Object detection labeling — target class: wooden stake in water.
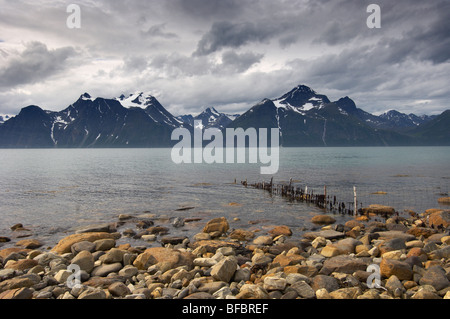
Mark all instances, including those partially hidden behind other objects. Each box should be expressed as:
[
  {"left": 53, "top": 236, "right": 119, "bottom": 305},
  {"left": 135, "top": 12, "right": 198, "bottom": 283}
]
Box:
[{"left": 353, "top": 186, "right": 357, "bottom": 214}]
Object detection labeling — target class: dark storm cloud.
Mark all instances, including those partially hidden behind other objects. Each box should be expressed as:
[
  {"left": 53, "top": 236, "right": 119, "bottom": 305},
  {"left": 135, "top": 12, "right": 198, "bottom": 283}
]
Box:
[
  {"left": 1, "top": 0, "right": 449, "bottom": 116},
  {"left": 0, "top": 42, "right": 76, "bottom": 88},
  {"left": 194, "top": 21, "right": 274, "bottom": 56}
]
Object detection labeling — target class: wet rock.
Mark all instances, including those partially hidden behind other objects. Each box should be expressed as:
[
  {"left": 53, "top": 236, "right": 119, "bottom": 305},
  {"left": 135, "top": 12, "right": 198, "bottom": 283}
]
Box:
[
  {"left": 76, "top": 223, "right": 116, "bottom": 234},
  {"left": 253, "top": 236, "right": 273, "bottom": 246},
  {"left": 437, "top": 197, "right": 450, "bottom": 204},
  {"left": 52, "top": 232, "right": 115, "bottom": 255},
  {"left": 311, "top": 215, "right": 336, "bottom": 225},
  {"left": 0, "top": 236, "right": 11, "bottom": 243},
  {"left": 229, "top": 229, "right": 255, "bottom": 241},
  {"left": 268, "top": 225, "right": 292, "bottom": 236},
  {"left": 15, "top": 239, "right": 43, "bottom": 249},
  {"left": 361, "top": 205, "right": 395, "bottom": 216},
  {"left": 133, "top": 247, "right": 194, "bottom": 271},
  {"left": 303, "top": 230, "right": 345, "bottom": 241},
  {"left": 203, "top": 217, "right": 229, "bottom": 234},
  {"left": 172, "top": 217, "right": 185, "bottom": 228},
  {"left": 160, "top": 236, "right": 187, "bottom": 246}
]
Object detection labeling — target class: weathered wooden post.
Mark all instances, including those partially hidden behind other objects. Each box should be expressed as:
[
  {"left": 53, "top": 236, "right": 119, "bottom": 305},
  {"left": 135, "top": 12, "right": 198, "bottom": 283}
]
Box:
[{"left": 353, "top": 186, "right": 357, "bottom": 215}]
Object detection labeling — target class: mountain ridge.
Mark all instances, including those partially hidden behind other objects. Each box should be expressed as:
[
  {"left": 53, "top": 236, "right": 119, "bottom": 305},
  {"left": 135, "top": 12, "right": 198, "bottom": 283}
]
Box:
[{"left": 0, "top": 85, "right": 448, "bottom": 148}]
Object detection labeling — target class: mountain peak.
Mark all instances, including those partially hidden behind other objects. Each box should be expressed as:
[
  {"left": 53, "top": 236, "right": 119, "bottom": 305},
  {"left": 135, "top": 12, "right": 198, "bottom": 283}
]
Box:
[
  {"left": 116, "top": 92, "right": 157, "bottom": 109},
  {"left": 335, "top": 96, "right": 357, "bottom": 114},
  {"left": 80, "top": 93, "right": 93, "bottom": 101}
]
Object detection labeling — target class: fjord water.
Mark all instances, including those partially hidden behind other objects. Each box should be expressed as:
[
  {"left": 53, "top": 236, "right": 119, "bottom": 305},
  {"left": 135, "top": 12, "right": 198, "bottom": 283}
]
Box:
[{"left": 0, "top": 147, "right": 449, "bottom": 247}]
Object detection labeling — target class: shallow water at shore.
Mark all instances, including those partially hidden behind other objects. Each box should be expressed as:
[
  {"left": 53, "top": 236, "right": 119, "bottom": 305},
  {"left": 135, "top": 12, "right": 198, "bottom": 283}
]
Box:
[{"left": 0, "top": 147, "right": 449, "bottom": 248}]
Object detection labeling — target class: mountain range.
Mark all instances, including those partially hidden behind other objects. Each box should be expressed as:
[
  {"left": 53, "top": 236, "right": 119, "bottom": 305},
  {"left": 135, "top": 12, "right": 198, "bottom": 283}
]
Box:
[{"left": 0, "top": 85, "right": 448, "bottom": 148}]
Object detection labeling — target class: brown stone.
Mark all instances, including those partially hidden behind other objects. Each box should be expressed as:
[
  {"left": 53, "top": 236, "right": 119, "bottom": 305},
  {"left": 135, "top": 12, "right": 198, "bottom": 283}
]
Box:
[
  {"left": 407, "top": 247, "right": 427, "bottom": 262},
  {"left": 4, "top": 259, "right": 38, "bottom": 271},
  {"left": 380, "top": 258, "right": 413, "bottom": 280},
  {"left": 0, "top": 248, "right": 31, "bottom": 260},
  {"left": 133, "top": 247, "right": 194, "bottom": 271},
  {"left": 361, "top": 204, "right": 395, "bottom": 216},
  {"left": 320, "top": 255, "right": 367, "bottom": 275},
  {"left": 190, "top": 240, "right": 241, "bottom": 253},
  {"left": 406, "top": 227, "right": 437, "bottom": 238},
  {"left": 203, "top": 217, "right": 229, "bottom": 234},
  {"left": 268, "top": 225, "right": 292, "bottom": 237},
  {"left": 311, "top": 215, "right": 336, "bottom": 225},
  {"left": 52, "top": 232, "right": 115, "bottom": 255},
  {"left": 272, "top": 254, "right": 305, "bottom": 267},
  {"left": 229, "top": 229, "right": 255, "bottom": 241},
  {"left": 427, "top": 210, "right": 450, "bottom": 228},
  {"left": 437, "top": 197, "right": 450, "bottom": 204},
  {"left": 345, "top": 220, "right": 364, "bottom": 229},
  {"left": 0, "top": 287, "right": 33, "bottom": 299},
  {"left": 15, "top": 239, "right": 43, "bottom": 249}
]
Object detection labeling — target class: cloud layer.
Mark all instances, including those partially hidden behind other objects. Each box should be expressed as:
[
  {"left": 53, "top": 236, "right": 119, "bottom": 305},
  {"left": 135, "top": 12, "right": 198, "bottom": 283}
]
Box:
[{"left": 0, "top": 0, "right": 449, "bottom": 116}]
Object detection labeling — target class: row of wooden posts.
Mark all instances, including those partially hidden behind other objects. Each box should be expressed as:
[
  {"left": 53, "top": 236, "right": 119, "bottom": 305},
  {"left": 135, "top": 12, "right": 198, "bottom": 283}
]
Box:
[{"left": 238, "top": 177, "right": 361, "bottom": 215}]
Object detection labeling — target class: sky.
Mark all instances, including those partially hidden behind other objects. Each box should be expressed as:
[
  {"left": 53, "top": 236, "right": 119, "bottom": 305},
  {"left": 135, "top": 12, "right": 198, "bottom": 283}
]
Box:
[{"left": 0, "top": 0, "right": 449, "bottom": 117}]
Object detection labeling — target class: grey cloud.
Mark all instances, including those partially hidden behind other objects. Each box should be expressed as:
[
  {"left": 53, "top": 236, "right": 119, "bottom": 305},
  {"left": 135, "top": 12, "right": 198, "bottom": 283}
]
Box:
[
  {"left": 122, "top": 55, "right": 149, "bottom": 73},
  {"left": 141, "top": 23, "right": 179, "bottom": 39},
  {"left": 194, "top": 21, "right": 277, "bottom": 56},
  {"left": 149, "top": 50, "right": 263, "bottom": 77},
  {"left": 0, "top": 42, "right": 76, "bottom": 88},
  {"left": 217, "top": 51, "right": 264, "bottom": 73}
]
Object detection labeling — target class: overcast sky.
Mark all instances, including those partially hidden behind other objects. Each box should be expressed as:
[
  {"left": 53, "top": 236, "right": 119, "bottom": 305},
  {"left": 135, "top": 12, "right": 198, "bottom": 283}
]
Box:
[{"left": 0, "top": 0, "right": 449, "bottom": 117}]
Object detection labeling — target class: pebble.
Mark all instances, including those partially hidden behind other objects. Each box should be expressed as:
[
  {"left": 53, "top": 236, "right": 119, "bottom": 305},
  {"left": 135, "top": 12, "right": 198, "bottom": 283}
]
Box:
[{"left": 0, "top": 212, "right": 448, "bottom": 300}]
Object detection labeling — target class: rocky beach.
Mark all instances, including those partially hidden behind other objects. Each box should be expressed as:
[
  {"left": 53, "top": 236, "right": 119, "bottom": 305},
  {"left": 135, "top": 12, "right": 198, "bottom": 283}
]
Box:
[{"left": 0, "top": 202, "right": 449, "bottom": 300}]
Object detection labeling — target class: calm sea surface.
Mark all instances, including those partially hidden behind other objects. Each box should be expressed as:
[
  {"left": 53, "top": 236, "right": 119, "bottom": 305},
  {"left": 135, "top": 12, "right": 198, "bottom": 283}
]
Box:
[{"left": 0, "top": 147, "right": 449, "bottom": 248}]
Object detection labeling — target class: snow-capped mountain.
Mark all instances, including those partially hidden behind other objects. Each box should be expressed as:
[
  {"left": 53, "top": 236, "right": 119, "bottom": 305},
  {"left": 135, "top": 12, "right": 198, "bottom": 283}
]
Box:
[
  {"left": 378, "top": 110, "right": 436, "bottom": 130},
  {"left": 116, "top": 92, "right": 184, "bottom": 128},
  {"left": 0, "top": 93, "right": 183, "bottom": 148},
  {"left": 0, "top": 114, "right": 12, "bottom": 124},
  {"left": 177, "top": 107, "right": 240, "bottom": 130},
  {"left": 0, "top": 85, "right": 447, "bottom": 148},
  {"left": 228, "top": 84, "right": 443, "bottom": 146},
  {"left": 272, "top": 85, "right": 330, "bottom": 113}
]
